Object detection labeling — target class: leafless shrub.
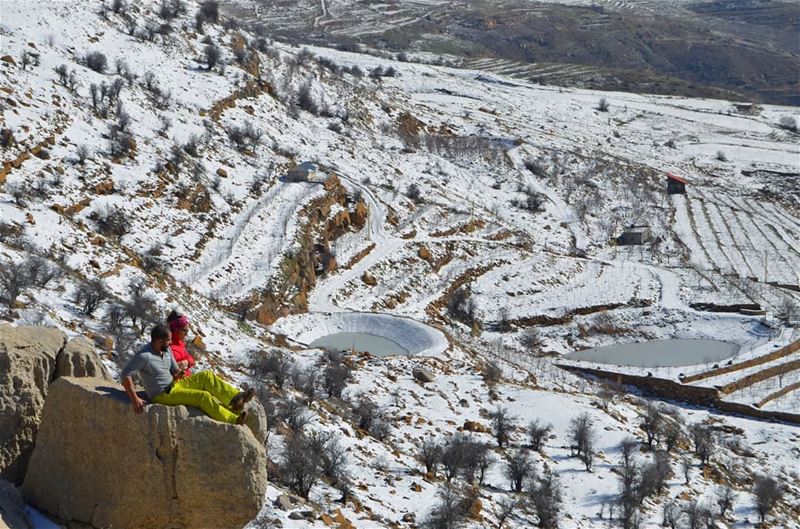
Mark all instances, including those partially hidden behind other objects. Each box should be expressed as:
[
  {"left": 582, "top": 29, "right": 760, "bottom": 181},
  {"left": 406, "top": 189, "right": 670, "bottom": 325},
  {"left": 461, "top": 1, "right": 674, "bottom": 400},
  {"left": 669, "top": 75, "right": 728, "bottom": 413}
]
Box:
[
  {"left": 350, "top": 397, "right": 391, "bottom": 440},
  {"left": 296, "top": 80, "right": 319, "bottom": 115},
  {"left": 482, "top": 361, "right": 502, "bottom": 384},
  {"left": 421, "top": 483, "right": 472, "bottom": 529},
  {"left": 569, "top": 412, "right": 597, "bottom": 471},
  {"left": 440, "top": 433, "right": 473, "bottom": 482},
  {"left": 690, "top": 423, "right": 715, "bottom": 466},
  {"left": 528, "top": 419, "right": 552, "bottom": 452},
  {"left": 322, "top": 356, "right": 351, "bottom": 398},
  {"left": 419, "top": 438, "right": 443, "bottom": 474},
  {"left": 716, "top": 150, "right": 727, "bottom": 162},
  {"left": 293, "top": 365, "right": 319, "bottom": 403},
  {"left": 597, "top": 97, "right": 609, "bottom": 112},
  {"left": 203, "top": 43, "right": 221, "bottom": 70},
  {"left": 279, "top": 432, "right": 322, "bottom": 499},
  {"left": 227, "top": 120, "right": 262, "bottom": 151},
  {"left": 461, "top": 441, "right": 492, "bottom": 485},
  {"left": 23, "top": 256, "right": 63, "bottom": 288},
  {"left": 682, "top": 500, "right": 716, "bottom": 529},
  {"left": 85, "top": 51, "right": 108, "bottom": 73},
  {"left": 279, "top": 398, "right": 311, "bottom": 432},
  {"left": 199, "top": 1, "right": 219, "bottom": 23},
  {"left": 250, "top": 349, "right": 294, "bottom": 389},
  {"left": 504, "top": 449, "right": 534, "bottom": 492},
  {"left": 753, "top": 475, "right": 782, "bottom": 523},
  {"left": 0, "top": 260, "right": 34, "bottom": 308},
  {"left": 715, "top": 485, "right": 735, "bottom": 517},
  {"left": 73, "top": 278, "right": 109, "bottom": 315},
  {"left": 93, "top": 205, "right": 130, "bottom": 240},
  {"left": 528, "top": 469, "right": 562, "bottom": 529},
  {"left": 489, "top": 407, "right": 516, "bottom": 448},
  {"left": 640, "top": 402, "right": 664, "bottom": 448},
  {"left": 76, "top": 144, "right": 91, "bottom": 164},
  {"left": 123, "top": 279, "right": 157, "bottom": 328}
]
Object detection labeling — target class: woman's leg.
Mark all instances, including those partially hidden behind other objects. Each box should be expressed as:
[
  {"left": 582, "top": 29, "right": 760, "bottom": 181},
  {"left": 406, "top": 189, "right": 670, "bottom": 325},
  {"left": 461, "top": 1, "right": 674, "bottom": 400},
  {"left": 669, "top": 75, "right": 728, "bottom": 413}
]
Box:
[
  {"left": 152, "top": 386, "right": 239, "bottom": 424},
  {"left": 177, "top": 370, "right": 240, "bottom": 406}
]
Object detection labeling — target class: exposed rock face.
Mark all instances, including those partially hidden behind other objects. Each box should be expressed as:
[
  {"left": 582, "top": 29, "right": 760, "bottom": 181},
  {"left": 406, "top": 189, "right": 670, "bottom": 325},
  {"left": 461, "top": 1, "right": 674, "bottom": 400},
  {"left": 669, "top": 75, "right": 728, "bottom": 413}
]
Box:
[
  {"left": 0, "top": 324, "right": 107, "bottom": 485},
  {"left": 23, "top": 377, "right": 267, "bottom": 529},
  {"left": 0, "top": 478, "right": 33, "bottom": 529}
]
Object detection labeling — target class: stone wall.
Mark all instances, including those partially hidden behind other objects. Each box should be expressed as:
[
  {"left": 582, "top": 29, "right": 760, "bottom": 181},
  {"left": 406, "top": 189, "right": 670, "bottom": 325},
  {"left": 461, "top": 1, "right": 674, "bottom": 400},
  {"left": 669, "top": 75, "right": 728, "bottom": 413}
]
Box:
[{"left": 558, "top": 363, "right": 800, "bottom": 425}]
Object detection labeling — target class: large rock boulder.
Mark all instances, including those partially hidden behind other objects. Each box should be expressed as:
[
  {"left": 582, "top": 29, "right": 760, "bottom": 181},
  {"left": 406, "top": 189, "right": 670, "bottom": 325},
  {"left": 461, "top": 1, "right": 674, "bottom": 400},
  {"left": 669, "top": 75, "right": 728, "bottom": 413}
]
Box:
[
  {"left": 23, "top": 377, "right": 267, "bottom": 529},
  {"left": 0, "top": 325, "right": 109, "bottom": 485}
]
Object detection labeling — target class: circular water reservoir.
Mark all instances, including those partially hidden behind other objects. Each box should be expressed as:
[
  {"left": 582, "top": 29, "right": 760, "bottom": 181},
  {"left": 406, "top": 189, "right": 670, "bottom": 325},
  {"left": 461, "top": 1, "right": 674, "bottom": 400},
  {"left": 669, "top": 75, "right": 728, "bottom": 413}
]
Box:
[
  {"left": 309, "top": 332, "right": 410, "bottom": 357},
  {"left": 564, "top": 339, "right": 738, "bottom": 368},
  {"left": 271, "top": 312, "right": 449, "bottom": 357}
]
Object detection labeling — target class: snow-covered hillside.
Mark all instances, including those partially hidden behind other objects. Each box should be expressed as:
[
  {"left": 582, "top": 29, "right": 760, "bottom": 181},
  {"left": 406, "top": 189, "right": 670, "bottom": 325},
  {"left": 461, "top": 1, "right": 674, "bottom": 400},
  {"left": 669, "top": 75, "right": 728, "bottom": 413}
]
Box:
[{"left": 1, "top": 1, "right": 799, "bottom": 528}]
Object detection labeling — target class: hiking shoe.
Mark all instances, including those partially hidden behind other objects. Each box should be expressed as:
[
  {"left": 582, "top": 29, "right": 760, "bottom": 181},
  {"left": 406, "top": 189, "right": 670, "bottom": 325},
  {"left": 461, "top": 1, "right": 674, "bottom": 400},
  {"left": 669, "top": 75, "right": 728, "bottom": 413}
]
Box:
[
  {"left": 229, "top": 387, "right": 256, "bottom": 412},
  {"left": 235, "top": 410, "right": 249, "bottom": 426}
]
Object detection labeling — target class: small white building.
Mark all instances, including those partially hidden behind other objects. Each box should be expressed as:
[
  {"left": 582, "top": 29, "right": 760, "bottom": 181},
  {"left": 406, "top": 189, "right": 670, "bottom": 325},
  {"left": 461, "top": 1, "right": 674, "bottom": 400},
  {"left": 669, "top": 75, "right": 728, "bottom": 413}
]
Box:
[{"left": 285, "top": 161, "right": 322, "bottom": 182}]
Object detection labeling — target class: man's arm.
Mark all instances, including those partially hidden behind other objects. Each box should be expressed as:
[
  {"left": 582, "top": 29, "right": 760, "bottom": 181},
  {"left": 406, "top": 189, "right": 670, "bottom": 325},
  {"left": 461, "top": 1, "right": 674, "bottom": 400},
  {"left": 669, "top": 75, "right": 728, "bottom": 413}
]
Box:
[
  {"left": 120, "top": 353, "right": 146, "bottom": 414},
  {"left": 122, "top": 375, "right": 145, "bottom": 414}
]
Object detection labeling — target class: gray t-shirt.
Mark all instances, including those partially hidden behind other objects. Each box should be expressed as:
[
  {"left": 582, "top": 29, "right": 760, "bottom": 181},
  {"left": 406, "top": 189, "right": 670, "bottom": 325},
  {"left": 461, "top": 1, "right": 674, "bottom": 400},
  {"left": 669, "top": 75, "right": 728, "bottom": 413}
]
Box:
[{"left": 120, "top": 343, "right": 178, "bottom": 399}]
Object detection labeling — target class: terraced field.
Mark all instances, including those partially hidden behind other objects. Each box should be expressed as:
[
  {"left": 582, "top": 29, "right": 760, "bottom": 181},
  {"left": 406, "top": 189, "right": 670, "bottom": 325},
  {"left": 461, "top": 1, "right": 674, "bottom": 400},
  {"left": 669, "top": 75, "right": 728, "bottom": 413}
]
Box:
[{"left": 673, "top": 192, "right": 800, "bottom": 286}]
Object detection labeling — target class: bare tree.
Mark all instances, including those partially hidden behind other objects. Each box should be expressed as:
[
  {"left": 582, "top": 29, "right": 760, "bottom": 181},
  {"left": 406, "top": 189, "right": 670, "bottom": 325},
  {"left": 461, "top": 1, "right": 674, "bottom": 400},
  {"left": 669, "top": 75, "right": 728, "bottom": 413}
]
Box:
[
  {"left": 73, "top": 279, "right": 109, "bottom": 315},
  {"left": 529, "top": 469, "right": 562, "bottom": 529},
  {"left": 569, "top": 413, "right": 597, "bottom": 471},
  {"left": 715, "top": 485, "right": 735, "bottom": 518},
  {"left": 280, "top": 432, "right": 322, "bottom": 499},
  {"left": 661, "top": 501, "right": 681, "bottom": 529},
  {"left": 482, "top": 361, "right": 502, "bottom": 384},
  {"left": 528, "top": 419, "right": 552, "bottom": 452},
  {"left": 490, "top": 407, "right": 516, "bottom": 448},
  {"left": 441, "top": 433, "right": 471, "bottom": 482},
  {"left": 690, "top": 423, "right": 715, "bottom": 466},
  {"left": 493, "top": 496, "right": 518, "bottom": 529},
  {"left": 505, "top": 449, "right": 535, "bottom": 492},
  {"left": 461, "top": 441, "right": 493, "bottom": 485},
  {"left": 421, "top": 483, "right": 472, "bottom": 529},
  {"left": 753, "top": 475, "right": 783, "bottom": 523},
  {"left": 250, "top": 349, "right": 294, "bottom": 389},
  {"left": 640, "top": 402, "right": 664, "bottom": 449},
  {"left": 204, "top": 43, "right": 221, "bottom": 70},
  {"left": 519, "top": 327, "right": 544, "bottom": 355},
  {"left": 0, "top": 260, "right": 34, "bottom": 308},
  {"left": 419, "top": 438, "right": 443, "bottom": 475},
  {"left": 322, "top": 357, "right": 350, "bottom": 398}
]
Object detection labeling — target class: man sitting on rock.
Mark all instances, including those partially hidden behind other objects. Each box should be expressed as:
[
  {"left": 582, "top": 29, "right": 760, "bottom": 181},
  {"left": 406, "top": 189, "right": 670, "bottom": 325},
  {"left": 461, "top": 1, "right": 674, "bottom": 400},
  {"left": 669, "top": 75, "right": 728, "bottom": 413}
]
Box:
[{"left": 121, "top": 325, "right": 255, "bottom": 425}]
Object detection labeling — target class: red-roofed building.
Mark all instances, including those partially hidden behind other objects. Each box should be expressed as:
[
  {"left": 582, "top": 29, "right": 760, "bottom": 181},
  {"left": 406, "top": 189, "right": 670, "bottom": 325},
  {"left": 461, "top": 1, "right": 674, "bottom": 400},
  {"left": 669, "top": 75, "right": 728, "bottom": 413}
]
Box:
[{"left": 666, "top": 173, "right": 687, "bottom": 194}]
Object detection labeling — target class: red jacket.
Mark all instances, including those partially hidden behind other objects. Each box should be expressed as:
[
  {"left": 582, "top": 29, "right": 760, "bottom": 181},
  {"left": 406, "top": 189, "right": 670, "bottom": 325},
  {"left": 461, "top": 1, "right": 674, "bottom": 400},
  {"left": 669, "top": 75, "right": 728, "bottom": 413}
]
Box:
[{"left": 170, "top": 339, "right": 195, "bottom": 376}]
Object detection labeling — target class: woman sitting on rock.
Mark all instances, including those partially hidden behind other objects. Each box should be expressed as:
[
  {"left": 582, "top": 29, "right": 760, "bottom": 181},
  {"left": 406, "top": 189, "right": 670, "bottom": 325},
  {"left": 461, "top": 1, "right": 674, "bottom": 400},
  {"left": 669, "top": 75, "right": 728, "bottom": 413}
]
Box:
[{"left": 167, "top": 310, "right": 196, "bottom": 376}]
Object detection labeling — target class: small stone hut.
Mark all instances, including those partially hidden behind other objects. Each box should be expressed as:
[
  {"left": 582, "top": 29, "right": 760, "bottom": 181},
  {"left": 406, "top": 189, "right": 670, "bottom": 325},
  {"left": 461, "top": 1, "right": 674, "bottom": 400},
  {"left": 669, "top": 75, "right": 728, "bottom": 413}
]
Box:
[
  {"left": 285, "top": 161, "right": 319, "bottom": 182},
  {"left": 617, "top": 225, "right": 652, "bottom": 246}
]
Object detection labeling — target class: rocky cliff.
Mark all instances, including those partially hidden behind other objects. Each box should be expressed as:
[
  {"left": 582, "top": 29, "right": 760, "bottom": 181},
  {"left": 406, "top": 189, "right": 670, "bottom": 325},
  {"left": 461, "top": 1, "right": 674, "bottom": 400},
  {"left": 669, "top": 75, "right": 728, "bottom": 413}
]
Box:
[
  {"left": 0, "top": 324, "right": 108, "bottom": 485},
  {"left": 22, "top": 376, "right": 267, "bottom": 529}
]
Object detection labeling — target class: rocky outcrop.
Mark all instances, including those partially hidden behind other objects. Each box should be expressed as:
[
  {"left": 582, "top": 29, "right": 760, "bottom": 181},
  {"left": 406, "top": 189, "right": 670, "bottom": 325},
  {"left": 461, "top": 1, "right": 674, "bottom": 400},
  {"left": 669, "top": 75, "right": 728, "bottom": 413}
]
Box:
[
  {"left": 0, "top": 325, "right": 108, "bottom": 485},
  {"left": 0, "top": 478, "right": 33, "bottom": 529},
  {"left": 23, "top": 377, "right": 267, "bottom": 529},
  {"left": 413, "top": 367, "right": 435, "bottom": 383}
]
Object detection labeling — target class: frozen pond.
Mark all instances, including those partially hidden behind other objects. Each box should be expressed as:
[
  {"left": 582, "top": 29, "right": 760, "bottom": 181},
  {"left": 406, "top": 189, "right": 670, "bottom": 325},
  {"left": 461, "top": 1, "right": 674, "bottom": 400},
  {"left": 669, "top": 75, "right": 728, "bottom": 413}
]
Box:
[
  {"left": 272, "top": 312, "right": 449, "bottom": 357},
  {"left": 565, "top": 339, "right": 739, "bottom": 367},
  {"left": 309, "top": 332, "right": 410, "bottom": 357}
]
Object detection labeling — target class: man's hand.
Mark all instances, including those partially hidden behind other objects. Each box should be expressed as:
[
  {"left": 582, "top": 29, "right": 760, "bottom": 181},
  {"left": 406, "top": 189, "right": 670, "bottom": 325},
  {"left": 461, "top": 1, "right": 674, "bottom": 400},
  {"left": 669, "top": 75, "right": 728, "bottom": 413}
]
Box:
[
  {"left": 132, "top": 396, "right": 145, "bottom": 415},
  {"left": 173, "top": 369, "right": 186, "bottom": 382}
]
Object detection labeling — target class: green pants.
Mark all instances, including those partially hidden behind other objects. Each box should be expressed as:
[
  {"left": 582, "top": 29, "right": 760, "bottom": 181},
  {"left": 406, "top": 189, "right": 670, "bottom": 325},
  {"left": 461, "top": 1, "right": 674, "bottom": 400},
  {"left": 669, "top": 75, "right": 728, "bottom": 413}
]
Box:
[{"left": 152, "top": 370, "right": 241, "bottom": 424}]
